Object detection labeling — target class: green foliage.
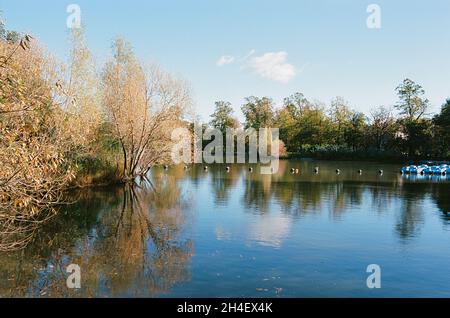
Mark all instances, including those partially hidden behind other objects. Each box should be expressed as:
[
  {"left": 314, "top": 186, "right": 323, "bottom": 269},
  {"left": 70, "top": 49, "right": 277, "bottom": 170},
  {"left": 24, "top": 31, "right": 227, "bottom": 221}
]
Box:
[
  {"left": 241, "top": 96, "right": 275, "bottom": 129},
  {"left": 292, "top": 105, "right": 333, "bottom": 148},
  {"left": 433, "top": 99, "right": 450, "bottom": 157},
  {"left": 5, "top": 30, "right": 20, "bottom": 44},
  {"left": 344, "top": 112, "right": 367, "bottom": 151},
  {"left": 434, "top": 98, "right": 450, "bottom": 127},
  {"left": 395, "top": 78, "right": 429, "bottom": 121},
  {"left": 219, "top": 83, "right": 450, "bottom": 160},
  {"left": 398, "top": 119, "right": 434, "bottom": 157},
  {"left": 283, "top": 92, "right": 310, "bottom": 118},
  {"left": 209, "top": 101, "right": 236, "bottom": 133}
]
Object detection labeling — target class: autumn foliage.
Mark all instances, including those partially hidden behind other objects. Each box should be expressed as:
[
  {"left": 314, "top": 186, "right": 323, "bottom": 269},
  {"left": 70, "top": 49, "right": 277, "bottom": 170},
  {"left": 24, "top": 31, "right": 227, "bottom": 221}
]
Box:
[
  {"left": 0, "top": 30, "right": 191, "bottom": 250},
  {"left": 0, "top": 36, "right": 76, "bottom": 250}
]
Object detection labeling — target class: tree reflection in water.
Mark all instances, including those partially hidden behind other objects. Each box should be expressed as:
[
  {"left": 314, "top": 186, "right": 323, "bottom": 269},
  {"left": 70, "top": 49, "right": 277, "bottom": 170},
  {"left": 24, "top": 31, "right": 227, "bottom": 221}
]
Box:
[
  {"left": 200, "top": 161, "right": 450, "bottom": 240},
  {"left": 1, "top": 161, "right": 449, "bottom": 297},
  {"left": 0, "top": 174, "right": 193, "bottom": 297}
]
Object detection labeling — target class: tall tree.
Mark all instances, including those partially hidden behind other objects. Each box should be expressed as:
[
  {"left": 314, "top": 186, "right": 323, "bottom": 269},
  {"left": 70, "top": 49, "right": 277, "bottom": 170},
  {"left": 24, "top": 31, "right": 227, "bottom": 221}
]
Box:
[
  {"left": 276, "top": 92, "right": 314, "bottom": 150},
  {"left": 209, "top": 101, "right": 236, "bottom": 133},
  {"left": 102, "top": 38, "right": 191, "bottom": 181},
  {"left": 369, "top": 106, "right": 397, "bottom": 151},
  {"left": 241, "top": 96, "right": 275, "bottom": 130},
  {"left": 400, "top": 119, "right": 434, "bottom": 157},
  {"left": 434, "top": 98, "right": 450, "bottom": 127},
  {"left": 344, "top": 111, "right": 367, "bottom": 151},
  {"left": 395, "top": 79, "right": 431, "bottom": 156},
  {"left": 329, "top": 97, "right": 351, "bottom": 145},
  {"left": 62, "top": 27, "right": 102, "bottom": 148},
  {"left": 283, "top": 92, "right": 311, "bottom": 118},
  {"left": 395, "top": 78, "right": 429, "bottom": 121},
  {"left": 434, "top": 98, "right": 450, "bottom": 157},
  {"left": 294, "top": 103, "right": 331, "bottom": 148}
]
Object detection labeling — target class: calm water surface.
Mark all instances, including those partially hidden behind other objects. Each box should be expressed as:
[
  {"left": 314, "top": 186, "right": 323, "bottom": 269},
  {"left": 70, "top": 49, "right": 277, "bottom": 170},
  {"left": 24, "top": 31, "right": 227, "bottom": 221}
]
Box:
[{"left": 1, "top": 160, "right": 450, "bottom": 297}]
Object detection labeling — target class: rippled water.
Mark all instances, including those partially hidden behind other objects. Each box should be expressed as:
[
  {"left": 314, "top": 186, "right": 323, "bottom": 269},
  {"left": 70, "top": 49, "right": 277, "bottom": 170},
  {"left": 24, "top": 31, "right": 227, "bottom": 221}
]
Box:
[{"left": 1, "top": 160, "right": 449, "bottom": 297}]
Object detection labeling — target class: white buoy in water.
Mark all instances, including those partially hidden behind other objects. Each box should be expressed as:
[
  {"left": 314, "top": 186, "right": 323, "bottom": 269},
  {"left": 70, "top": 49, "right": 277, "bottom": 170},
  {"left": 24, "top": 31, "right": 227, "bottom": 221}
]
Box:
[
  {"left": 226, "top": 166, "right": 230, "bottom": 172},
  {"left": 336, "top": 169, "right": 341, "bottom": 174},
  {"left": 295, "top": 169, "right": 299, "bottom": 174},
  {"left": 314, "top": 167, "right": 319, "bottom": 174},
  {"left": 378, "top": 169, "right": 383, "bottom": 175},
  {"left": 358, "top": 169, "right": 363, "bottom": 174},
  {"left": 249, "top": 167, "right": 253, "bottom": 172}
]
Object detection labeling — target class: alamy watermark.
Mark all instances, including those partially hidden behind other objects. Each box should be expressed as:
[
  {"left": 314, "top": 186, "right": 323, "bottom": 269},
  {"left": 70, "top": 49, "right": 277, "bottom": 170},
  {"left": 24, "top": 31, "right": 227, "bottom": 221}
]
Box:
[
  {"left": 66, "top": 263, "right": 81, "bottom": 289},
  {"left": 66, "top": 4, "right": 81, "bottom": 29},
  {"left": 366, "top": 264, "right": 381, "bottom": 289},
  {"left": 367, "top": 4, "right": 381, "bottom": 29}
]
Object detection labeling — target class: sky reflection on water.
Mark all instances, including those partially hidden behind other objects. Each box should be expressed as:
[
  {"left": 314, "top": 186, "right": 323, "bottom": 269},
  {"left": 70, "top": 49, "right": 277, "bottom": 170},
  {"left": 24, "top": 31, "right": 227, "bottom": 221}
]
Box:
[{"left": 1, "top": 160, "right": 449, "bottom": 297}]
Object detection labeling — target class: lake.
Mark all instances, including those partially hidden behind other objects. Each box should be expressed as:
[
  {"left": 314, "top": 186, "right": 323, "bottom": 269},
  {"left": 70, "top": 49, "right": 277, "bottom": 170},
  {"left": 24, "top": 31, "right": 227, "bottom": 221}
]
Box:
[{"left": 1, "top": 160, "right": 449, "bottom": 297}]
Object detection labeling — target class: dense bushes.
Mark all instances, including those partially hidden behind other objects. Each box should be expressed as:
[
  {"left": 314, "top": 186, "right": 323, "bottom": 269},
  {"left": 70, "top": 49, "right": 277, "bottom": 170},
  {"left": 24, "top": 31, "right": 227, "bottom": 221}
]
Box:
[{"left": 0, "top": 21, "right": 191, "bottom": 249}]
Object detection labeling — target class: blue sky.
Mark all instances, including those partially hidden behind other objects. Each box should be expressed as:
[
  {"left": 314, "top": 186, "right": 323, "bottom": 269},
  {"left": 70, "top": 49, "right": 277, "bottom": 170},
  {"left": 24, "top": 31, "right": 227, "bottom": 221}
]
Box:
[{"left": 1, "top": 0, "right": 450, "bottom": 121}]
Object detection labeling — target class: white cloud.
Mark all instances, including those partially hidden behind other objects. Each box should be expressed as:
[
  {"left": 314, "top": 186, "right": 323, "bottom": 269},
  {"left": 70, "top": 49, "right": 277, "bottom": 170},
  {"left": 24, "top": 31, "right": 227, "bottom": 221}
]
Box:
[
  {"left": 246, "top": 51, "right": 296, "bottom": 83},
  {"left": 216, "top": 55, "right": 235, "bottom": 66}
]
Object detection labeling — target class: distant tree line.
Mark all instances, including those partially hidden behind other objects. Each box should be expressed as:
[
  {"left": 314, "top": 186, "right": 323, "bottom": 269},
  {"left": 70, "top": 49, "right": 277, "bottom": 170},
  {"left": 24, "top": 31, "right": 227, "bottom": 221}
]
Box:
[{"left": 208, "top": 79, "right": 450, "bottom": 160}]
